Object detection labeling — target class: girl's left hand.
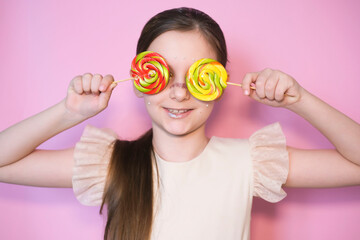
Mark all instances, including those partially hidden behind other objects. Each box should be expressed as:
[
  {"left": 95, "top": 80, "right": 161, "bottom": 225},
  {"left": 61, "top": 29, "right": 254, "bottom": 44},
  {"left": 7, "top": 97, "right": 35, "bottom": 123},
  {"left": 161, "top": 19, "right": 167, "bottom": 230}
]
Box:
[{"left": 241, "top": 68, "right": 303, "bottom": 108}]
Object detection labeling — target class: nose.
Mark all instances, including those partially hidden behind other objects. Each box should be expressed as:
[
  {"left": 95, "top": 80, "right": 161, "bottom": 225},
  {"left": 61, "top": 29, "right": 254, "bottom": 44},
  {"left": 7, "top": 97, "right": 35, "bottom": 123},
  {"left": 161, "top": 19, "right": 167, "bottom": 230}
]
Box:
[{"left": 169, "top": 79, "right": 190, "bottom": 102}]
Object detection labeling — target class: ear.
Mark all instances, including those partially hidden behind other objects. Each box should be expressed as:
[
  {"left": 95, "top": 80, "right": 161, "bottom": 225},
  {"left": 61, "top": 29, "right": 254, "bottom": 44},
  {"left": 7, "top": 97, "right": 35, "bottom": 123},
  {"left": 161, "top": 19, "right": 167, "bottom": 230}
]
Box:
[{"left": 133, "top": 87, "right": 144, "bottom": 98}]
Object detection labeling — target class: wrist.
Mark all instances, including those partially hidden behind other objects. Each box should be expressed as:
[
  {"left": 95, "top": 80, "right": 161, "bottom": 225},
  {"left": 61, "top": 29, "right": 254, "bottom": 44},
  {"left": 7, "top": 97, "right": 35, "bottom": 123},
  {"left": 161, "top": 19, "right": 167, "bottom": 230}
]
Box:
[
  {"left": 285, "top": 87, "right": 312, "bottom": 114},
  {"left": 57, "top": 99, "right": 89, "bottom": 127}
]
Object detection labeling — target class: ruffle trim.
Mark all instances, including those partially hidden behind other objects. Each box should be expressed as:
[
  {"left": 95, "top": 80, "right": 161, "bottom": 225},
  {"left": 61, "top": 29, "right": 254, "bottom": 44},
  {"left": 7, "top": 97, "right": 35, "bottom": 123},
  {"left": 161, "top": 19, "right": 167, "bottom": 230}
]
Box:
[
  {"left": 72, "top": 125, "right": 117, "bottom": 206},
  {"left": 250, "top": 123, "right": 289, "bottom": 203}
]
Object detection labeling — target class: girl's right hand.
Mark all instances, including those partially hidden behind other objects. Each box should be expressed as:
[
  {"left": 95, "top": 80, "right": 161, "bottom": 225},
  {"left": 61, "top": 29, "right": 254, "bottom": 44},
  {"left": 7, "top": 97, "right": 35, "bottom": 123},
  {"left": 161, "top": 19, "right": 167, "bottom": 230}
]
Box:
[{"left": 64, "top": 73, "right": 116, "bottom": 120}]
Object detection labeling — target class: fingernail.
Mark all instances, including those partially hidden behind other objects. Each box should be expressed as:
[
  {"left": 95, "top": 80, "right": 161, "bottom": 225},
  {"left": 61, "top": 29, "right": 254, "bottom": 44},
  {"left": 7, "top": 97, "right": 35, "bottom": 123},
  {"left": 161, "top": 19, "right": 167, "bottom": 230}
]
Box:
[
  {"left": 244, "top": 90, "right": 250, "bottom": 95},
  {"left": 99, "top": 85, "right": 105, "bottom": 91}
]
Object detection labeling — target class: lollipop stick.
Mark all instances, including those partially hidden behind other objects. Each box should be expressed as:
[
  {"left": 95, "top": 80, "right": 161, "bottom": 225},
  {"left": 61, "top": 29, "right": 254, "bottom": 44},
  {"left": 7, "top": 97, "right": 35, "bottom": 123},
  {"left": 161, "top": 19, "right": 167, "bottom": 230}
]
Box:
[
  {"left": 227, "top": 81, "right": 256, "bottom": 90},
  {"left": 227, "top": 81, "right": 292, "bottom": 96},
  {"left": 113, "top": 78, "right": 135, "bottom": 84}
]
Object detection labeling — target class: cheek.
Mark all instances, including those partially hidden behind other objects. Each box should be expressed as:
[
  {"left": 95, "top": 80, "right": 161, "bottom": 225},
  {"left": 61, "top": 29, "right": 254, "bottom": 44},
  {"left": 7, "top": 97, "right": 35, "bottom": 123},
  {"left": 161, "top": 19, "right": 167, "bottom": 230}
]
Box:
[
  {"left": 143, "top": 95, "right": 163, "bottom": 114},
  {"left": 142, "top": 96, "right": 154, "bottom": 114},
  {"left": 143, "top": 95, "right": 157, "bottom": 106},
  {"left": 197, "top": 104, "right": 214, "bottom": 118}
]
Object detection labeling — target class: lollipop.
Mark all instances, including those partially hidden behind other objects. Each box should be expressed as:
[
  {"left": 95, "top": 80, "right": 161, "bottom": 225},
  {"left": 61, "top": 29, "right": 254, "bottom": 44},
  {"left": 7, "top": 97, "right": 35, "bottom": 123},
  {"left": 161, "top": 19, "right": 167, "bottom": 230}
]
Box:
[
  {"left": 113, "top": 51, "right": 169, "bottom": 94},
  {"left": 130, "top": 51, "right": 169, "bottom": 94},
  {"left": 186, "top": 58, "right": 228, "bottom": 101}
]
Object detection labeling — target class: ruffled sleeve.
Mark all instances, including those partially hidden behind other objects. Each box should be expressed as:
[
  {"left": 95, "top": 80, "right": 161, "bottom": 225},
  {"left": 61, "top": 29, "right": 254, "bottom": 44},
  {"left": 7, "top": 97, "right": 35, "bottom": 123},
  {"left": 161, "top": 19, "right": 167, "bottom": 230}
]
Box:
[
  {"left": 250, "top": 122, "right": 289, "bottom": 203},
  {"left": 72, "top": 125, "right": 117, "bottom": 206}
]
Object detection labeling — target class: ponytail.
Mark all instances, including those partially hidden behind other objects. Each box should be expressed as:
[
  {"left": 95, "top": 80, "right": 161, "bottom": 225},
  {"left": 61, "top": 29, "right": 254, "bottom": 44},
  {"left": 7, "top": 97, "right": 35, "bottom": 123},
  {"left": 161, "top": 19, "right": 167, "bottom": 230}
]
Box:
[{"left": 101, "top": 129, "right": 156, "bottom": 240}]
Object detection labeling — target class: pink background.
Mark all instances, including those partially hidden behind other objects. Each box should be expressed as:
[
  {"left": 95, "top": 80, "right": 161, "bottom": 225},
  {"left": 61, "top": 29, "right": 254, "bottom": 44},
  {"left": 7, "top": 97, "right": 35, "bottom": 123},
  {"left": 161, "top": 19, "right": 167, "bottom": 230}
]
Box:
[{"left": 1, "top": 0, "right": 360, "bottom": 239}]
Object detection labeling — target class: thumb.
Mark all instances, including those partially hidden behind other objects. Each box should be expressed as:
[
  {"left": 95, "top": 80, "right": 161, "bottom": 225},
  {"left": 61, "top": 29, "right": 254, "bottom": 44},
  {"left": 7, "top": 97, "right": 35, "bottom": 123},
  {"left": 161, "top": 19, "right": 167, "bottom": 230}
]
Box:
[
  {"left": 98, "top": 74, "right": 115, "bottom": 109},
  {"left": 241, "top": 72, "right": 259, "bottom": 96}
]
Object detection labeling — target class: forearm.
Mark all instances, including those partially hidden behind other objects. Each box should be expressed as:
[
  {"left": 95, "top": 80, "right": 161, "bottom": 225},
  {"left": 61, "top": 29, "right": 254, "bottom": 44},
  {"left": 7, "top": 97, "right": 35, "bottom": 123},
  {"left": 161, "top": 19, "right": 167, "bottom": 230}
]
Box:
[
  {"left": 0, "top": 148, "right": 74, "bottom": 187},
  {"left": 287, "top": 89, "right": 360, "bottom": 165},
  {"left": 0, "top": 99, "right": 86, "bottom": 167}
]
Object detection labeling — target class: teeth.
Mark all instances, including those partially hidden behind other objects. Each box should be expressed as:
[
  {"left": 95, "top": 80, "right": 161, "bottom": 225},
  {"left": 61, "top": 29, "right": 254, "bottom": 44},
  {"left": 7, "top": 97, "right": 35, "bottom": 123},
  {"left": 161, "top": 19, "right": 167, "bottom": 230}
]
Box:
[{"left": 168, "top": 109, "right": 189, "bottom": 114}]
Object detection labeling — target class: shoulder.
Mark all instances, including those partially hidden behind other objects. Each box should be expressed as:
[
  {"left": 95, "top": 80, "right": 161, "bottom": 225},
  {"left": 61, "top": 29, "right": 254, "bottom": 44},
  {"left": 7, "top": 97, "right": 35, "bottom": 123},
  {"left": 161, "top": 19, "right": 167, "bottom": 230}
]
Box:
[
  {"left": 208, "top": 136, "right": 250, "bottom": 158},
  {"left": 79, "top": 125, "right": 118, "bottom": 142},
  {"left": 209, "top": 122, "right": 286, "bottom": 153}
]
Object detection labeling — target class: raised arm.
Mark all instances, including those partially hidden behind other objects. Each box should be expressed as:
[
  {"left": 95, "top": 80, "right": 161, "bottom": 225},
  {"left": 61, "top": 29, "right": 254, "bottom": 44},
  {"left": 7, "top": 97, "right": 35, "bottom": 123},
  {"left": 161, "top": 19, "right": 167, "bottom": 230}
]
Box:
[
  {"left": 0, "top": 73, "right": 115, "bottom": 187},
  {"left": 241, "top": 69, "right": 360, "bottom": 188}
]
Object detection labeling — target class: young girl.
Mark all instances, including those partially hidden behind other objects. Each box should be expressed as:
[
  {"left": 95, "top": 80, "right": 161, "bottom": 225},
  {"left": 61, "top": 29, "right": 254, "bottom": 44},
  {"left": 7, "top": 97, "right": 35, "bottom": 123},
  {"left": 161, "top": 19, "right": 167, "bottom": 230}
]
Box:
[{"left": 1, "top": 7, "right": 359, "bottom": 240}]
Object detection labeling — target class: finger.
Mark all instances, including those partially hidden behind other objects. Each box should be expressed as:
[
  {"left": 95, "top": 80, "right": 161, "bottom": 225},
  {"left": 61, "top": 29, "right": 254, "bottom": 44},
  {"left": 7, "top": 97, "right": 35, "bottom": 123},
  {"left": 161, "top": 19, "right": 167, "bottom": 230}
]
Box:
[
  {"left": 248, "top": 88, "right": 261, "bottom": 102},
  {"left": 99, "top": 89, "right": 113, "bottom": 109},
  {"left": 241, "top": 72, "right": 258, "bottom": 96},
  {"left": 71, "top": 75, "right": 83, "bottom": 94},
  {"left": 275, "top": 72, "right": 297, "bottom": 101},
  {"left": 274, "top": 74, "right": 289, "bottom": 102},
  {"left": 98, "top": 75, "right": 115, "bottom": 110},
  {"left": 255, "top": 68, "right": 272, "bottom": 99},
  {"left": 82, "top": 73, "right": 92, "bottom": 94},
  {"left": 100, "top": 74, "right": 115, "bottom": 92},
  {"left": 264, "top": 71, "right": 280, "bottom": 100},
  {"left": 91, "top": 74, "right": 102, "bottom": 95}
]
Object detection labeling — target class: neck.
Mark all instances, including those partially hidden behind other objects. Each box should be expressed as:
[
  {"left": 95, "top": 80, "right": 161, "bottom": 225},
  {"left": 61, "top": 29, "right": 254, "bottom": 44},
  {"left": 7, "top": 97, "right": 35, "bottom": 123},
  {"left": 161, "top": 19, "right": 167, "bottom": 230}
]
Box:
[{"left": 152, "top": 126, "right": 209, "bottom": 162}]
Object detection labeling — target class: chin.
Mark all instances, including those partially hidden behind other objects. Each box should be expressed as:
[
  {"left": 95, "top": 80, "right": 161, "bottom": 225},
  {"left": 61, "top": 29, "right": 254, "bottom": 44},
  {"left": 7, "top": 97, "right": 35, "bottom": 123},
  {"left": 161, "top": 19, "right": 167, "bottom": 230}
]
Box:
[
  {"left": 165, "top": 127, "right": 190, "bottom": 137},
  {"left": 164, "top": 123, "right": 203, "bottom": 137}
]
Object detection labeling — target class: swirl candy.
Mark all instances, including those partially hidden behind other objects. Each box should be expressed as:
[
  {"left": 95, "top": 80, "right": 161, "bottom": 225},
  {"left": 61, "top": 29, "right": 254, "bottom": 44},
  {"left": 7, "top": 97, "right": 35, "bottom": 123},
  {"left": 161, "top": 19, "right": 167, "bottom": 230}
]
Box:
[
  {"left": 186, "top": 58, "right": 228, "bottom": 101},
  {"left": 130, "top": 51, "right": 170, "bottom": 94}
]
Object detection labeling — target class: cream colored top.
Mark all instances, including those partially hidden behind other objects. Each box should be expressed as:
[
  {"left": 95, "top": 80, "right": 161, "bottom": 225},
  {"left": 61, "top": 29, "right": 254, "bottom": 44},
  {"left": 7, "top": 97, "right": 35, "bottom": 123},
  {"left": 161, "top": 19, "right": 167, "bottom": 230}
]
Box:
[{"left": 72, "top": 123, "right": 289, "bottom": 240}]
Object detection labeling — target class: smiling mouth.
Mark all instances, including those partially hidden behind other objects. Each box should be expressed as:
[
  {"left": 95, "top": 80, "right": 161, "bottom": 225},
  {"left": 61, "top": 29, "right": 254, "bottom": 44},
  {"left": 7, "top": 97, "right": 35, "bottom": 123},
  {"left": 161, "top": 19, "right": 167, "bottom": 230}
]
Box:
[{"left": 165, "top": 108, "right": 193, "bottom": 119}]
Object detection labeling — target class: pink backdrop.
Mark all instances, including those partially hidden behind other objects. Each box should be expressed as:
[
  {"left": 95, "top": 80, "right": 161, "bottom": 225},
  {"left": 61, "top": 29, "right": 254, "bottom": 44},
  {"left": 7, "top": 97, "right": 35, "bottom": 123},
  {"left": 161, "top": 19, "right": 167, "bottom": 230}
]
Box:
[{"left": 1, "top": 0, "right": 360, "bottom": 239}]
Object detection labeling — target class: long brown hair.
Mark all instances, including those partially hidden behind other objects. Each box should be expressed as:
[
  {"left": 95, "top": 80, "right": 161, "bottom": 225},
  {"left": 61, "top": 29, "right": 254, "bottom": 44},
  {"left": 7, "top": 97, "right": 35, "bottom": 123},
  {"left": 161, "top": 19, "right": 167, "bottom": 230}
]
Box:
[{"left": 101, "top": 7, "right": 228, "bottom": 240}]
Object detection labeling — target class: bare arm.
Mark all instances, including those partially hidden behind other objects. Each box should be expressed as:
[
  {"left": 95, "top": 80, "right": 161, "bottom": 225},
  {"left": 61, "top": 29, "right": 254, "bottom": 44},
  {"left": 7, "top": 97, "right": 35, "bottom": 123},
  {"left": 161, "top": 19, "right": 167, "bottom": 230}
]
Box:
[
  {"left": 0, "top": 73, "right": 115, "bottom": 187},
  {"left": 0, "top": 101, "right": 81, "bottom": 168},
  {"left": 242, "top": 69, "right": 360, "bottom": 188},
  {"left": 0, "top": 148, "right": 74, "bottom": 187},
  {"left": 285, "top": 89, "right": 360, "bottom": 187},
  {"left": 285, "top": 148, "right": 360, "bottom": 188},
  {"left": 286, "top": 89, "right": 360, "bottom": 165}
]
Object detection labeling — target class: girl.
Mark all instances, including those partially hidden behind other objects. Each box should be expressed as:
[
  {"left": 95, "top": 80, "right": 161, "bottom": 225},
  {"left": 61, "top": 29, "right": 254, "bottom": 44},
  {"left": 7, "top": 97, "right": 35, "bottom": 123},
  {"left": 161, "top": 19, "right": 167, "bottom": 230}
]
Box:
[{"left": 0, "top": 7, "right": 359, "bottom": 240}]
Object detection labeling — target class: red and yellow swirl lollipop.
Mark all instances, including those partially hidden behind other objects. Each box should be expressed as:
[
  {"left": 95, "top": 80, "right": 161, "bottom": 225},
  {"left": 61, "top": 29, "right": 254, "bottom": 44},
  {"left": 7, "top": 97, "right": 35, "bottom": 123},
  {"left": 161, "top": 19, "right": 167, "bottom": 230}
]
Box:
[
  {"left": 186, "top": 58, "right": 228, "bottom": 101},
  {"left": 129, "top": 51, "right": 169, "bottom": 94}
]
